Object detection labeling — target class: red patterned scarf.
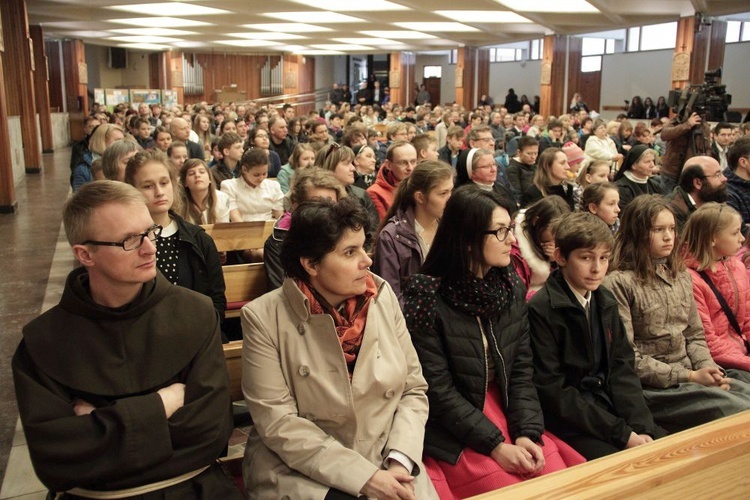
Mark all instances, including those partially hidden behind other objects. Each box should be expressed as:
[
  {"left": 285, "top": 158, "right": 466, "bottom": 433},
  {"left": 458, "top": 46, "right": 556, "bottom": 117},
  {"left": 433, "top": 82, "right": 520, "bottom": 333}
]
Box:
[{"left": 295, "top": 274, "right": 378, "bottom": 377}]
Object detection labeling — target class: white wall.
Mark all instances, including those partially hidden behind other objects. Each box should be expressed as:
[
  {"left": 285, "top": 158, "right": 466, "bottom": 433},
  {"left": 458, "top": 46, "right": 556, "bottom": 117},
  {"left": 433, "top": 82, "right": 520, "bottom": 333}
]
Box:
[
  {"left": 7, "top": 117, "right": 25, "bottom": 186},
  {"left": 600, "top": 49, "right": 673, "bottom": 109},
  {"left": 414, "top": 54, "right": 454, "bottom": 105},
  {"left": 489, "top": 60, "right": 541, "bottom": 107},
  {"left": 85, "top": 45, "right": 150, "bottom": 92},
  {"left": 722, "top": 41, "right": 750, "bottom": 110}
]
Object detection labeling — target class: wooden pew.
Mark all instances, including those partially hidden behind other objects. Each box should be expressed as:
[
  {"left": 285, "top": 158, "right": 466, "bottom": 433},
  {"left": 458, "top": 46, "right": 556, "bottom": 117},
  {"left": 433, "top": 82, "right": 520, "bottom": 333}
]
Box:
[
  {"left": 201, "top": 220, "right": 275, "bottom": 253},
  {"left": 469, "top": 410, "right": 750, "bottom": 499},
  {"left": 223, "top": 262, "right": 268, "bottom": 318},
  {"left": 223, "top": 340, "right": 243, "bottom": 403}
]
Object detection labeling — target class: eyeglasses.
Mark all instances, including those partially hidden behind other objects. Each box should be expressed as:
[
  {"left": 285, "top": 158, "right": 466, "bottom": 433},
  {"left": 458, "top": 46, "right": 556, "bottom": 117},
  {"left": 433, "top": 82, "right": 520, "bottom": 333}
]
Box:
[
  {"left": 700, "top": 171, "right": 725, "bottom": 180},
  {"left": 474, "top": 137, "right": 494, "bottom": 144},
  {"left": 483, "top": 223, "right": 515, "bottom": 242},
  {"left": 82, "top": 225, "right": 162, "bottom": 251}
]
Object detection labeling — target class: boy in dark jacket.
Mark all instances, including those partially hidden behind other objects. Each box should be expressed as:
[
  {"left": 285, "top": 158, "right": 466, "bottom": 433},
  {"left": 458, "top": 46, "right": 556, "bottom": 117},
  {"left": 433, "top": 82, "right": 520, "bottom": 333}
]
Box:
[{"left": 528, "top": 212, "right": 665, "bottom": 459}]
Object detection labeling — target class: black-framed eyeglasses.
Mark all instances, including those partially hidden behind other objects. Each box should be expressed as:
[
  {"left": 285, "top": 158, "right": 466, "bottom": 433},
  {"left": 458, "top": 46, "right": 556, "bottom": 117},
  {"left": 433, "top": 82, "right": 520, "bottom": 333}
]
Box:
[
  {"left": 483, "top": 223, "right": 515, "bottom": 242},
  {"left": 82, "top": 225, "right": 162, "bottom": 251}
]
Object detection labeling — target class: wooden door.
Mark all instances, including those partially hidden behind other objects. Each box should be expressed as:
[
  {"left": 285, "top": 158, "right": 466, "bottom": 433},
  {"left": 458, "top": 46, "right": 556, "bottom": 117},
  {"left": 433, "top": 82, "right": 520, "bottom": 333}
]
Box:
[{"left": 424, "top": 77, "right": 440, "bottom": 107}]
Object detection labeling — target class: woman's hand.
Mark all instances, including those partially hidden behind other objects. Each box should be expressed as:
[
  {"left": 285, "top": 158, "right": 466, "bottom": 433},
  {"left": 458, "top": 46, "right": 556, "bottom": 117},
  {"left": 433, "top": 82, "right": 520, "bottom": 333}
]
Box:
[
  {"left": 490, "top": 440, "right": 540, "bottom": 477},
  {"left": 72, "top": 398, "right": 96, "bottom": 416},
  {"left": 515, "top": 437, "right": 545, "bottom": 475},
  {"left": 360, "top": 470, "right": 415, "bottom": 500}
]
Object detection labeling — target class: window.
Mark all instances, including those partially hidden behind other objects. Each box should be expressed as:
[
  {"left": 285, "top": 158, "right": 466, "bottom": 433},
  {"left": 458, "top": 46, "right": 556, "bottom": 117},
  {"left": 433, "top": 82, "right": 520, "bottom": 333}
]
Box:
[
  {"left": 487, "top": 47, "right": 524, "bottom": 63},
  {"left": 582, "top": 37, "right": 605, "bottom": 56},
  {"left": 581, "top": 55, "right": 601, "bottom": 72},
  {"left": 449, "top": 49, "right": 458, "bottom": 65},
  {"left": 743, "top": 22, "right": 750, "bottom": 41},
  {"left": 639, "top": 22, "right": 677, "bottom": 51},
  {"left": 726, "top": 21, "right": 741, "bottom": 43},
  {"left": 605, "top": 39, "right": 615, "bottom": 54},
  {"left": 531, "top": 39, "right": 541, "bottom": 60},
  {"left": 627, "top": 27, "right": 640, "bottom": 52},
  {"left": 423, "top": 66, "right": 442, "bottom": 78}
]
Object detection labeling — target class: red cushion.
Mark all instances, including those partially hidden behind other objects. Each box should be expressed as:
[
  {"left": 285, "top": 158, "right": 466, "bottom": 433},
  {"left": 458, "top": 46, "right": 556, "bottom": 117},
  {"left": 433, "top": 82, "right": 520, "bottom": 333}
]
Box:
[{"left": 226, "top": 300, "right": 250, "bottom": 310}]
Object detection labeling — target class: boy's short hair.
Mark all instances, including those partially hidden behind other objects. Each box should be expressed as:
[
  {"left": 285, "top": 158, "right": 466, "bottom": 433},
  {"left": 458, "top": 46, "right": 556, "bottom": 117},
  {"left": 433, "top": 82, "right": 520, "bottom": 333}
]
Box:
[
  {"left": 218, "top": 132, "right": 243, "bottom": 153},
  {"left": 517, "top": 136, "right": 539, "bottom": 151},
  {"left": 241, "top": 148, "right": 269, "bottom": 170},
  {"left": 446, "top": 125, "right": 464, "bottom": 139},
  {"left": 411, "top": 133, "right": 436, "bottom": 156},
  {"left": 555, "top": 211, "right": 614, "bottom": 260}
]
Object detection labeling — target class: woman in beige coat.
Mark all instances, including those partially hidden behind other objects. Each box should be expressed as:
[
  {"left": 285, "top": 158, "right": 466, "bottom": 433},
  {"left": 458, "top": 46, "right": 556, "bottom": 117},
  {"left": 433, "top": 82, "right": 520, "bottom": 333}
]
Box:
[{"left": 241, "top": 197, "right": 437, "bottom": 500}]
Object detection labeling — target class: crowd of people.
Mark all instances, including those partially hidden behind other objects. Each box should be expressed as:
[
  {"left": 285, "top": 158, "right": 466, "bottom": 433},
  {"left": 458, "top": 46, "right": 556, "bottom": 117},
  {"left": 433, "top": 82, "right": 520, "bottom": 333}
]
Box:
[{"left": 13, "top": 82, "right": 750, "bottom": 499}]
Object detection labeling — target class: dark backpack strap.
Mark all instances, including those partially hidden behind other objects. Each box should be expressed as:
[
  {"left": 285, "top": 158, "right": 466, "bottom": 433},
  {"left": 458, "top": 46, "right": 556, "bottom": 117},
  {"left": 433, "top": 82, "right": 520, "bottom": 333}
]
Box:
[{"left": 698, "top": 270, "right": 746, "bottom": 345}]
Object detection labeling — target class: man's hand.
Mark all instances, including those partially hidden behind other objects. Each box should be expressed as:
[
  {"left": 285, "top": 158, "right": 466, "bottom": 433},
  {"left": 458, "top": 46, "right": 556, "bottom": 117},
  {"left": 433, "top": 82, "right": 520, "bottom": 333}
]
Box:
[
  {"left": 157, "top": 383, "right": 186, "bottom": 418},
  {"left": 73, "top": 398, "right": 96, "bottom": 416},
  {"left": 687, "top": 112, "right": 702, "bottom": 127}
]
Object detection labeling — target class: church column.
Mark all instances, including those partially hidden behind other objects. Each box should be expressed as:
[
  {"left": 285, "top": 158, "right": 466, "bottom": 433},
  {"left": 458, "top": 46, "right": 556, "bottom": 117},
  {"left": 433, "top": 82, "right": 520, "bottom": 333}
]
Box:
[
  {"left": 455, "top": 47, "right": 477, "bottom": 109},
  {"left": 539, "top": 35, "right": 566, "bottom": 117},
  {"left": 30, "top": 25, "right": 53, "bottom": 153},
  {"left": 0, "top": 9, "right": 18, "bottom": 213},
  {"left": 1, "top": 0, "right": 42, "bottom": 173}
]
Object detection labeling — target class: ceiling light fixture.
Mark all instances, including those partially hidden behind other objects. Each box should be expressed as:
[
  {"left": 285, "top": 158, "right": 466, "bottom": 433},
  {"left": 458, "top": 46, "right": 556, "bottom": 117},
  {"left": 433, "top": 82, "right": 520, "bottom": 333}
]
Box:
[
  {"left": 107, "top": 3, "right": 229, "bottom": 16},
  {"left": 393, "top": 22, "right": 480, "bottom": 32},
  {"left": 108, "top": 17, "right": 211, "bottom": 28},
  {"left": 263, "top": 12, "right": 364, "bottom": 23},
  {"left": 494, "top": 0, "right": 599, "bottom": 14}
]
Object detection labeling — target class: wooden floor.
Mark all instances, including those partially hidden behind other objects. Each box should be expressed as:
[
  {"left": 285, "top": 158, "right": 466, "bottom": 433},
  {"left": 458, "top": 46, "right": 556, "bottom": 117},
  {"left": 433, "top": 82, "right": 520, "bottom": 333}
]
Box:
[{"left": 470, "top": 410, "right": 750, "bottom": 499}]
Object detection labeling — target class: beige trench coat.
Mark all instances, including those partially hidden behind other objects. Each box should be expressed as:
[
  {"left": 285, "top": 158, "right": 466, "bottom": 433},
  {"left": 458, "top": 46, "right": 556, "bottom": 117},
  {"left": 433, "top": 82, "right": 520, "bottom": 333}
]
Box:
[{"left": 241, "top": 276, "right": 437, "bottom": 499}]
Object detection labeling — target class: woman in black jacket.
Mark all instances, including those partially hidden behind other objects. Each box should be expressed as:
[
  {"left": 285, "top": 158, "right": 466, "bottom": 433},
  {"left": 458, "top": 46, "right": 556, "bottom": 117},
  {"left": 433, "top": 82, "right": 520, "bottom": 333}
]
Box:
[
  {"left": 403, "top": 186, "right": 584, "bottom": 499},
  {"left": 125, "top": 150, "right": 227, "bottom": 336}
]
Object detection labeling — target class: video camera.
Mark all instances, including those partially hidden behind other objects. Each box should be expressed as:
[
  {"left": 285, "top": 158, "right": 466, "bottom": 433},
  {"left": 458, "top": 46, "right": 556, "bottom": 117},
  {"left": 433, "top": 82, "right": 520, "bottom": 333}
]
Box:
[{"left": 667, "top": 68, "right": 732, "bottom": 123}]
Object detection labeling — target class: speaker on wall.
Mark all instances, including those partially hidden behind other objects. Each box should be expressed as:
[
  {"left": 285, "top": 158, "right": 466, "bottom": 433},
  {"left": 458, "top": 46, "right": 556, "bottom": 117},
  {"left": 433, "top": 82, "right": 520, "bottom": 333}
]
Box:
[{"left": 108, "top": 47, "right": 127, "bottom": 69}]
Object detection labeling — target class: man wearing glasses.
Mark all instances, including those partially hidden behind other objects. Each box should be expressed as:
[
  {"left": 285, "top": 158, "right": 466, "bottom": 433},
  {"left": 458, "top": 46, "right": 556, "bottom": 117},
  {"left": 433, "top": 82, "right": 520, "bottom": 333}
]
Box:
[
  {"left": 12, "top": 181, "right": 240, "bottom": 499},
  {"left": 667, "top": 156, "right": 727, "bottom": 233}
]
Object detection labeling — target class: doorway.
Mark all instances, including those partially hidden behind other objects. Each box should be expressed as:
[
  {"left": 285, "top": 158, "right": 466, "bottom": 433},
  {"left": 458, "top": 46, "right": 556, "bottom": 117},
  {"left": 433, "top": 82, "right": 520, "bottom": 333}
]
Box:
[{"left": 424, "top": 77, "right": 441, "bottom": 107}]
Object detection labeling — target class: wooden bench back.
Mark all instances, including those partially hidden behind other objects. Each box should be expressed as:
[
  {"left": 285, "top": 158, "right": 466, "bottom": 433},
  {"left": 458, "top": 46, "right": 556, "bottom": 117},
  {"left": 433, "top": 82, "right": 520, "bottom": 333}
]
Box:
[
  {"left": 223, "top": 263, "right": 268, "bottom": 318},
  {"left": 222, "top": 340, "right": 243, "bottom": 403},
  {"left": 201, "top": 221, "right": 275, "bottom": 252}
]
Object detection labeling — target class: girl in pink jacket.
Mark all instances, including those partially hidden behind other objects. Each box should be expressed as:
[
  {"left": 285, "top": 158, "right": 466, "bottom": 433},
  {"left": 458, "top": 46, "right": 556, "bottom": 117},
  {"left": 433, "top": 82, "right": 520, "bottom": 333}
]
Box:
[{"left": 681, "top": 203, "right": 750, "bottom": 372}]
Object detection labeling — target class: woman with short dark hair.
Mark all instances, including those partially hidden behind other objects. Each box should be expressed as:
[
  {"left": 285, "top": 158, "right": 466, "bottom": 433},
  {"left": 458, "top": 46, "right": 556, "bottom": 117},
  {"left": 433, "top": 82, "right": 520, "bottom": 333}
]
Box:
[{"left": 241, "top": 198, "right": 437, "bottom": 499}]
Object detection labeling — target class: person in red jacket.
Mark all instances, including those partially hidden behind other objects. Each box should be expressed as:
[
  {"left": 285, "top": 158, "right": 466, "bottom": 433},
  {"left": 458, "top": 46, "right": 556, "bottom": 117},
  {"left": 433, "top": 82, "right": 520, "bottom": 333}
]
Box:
[
  {"left": 681, "top": 203, "right": 750, "bottom": 372},
  {"left": 367, "top": 141, "right": 417, "bottom": 220}
]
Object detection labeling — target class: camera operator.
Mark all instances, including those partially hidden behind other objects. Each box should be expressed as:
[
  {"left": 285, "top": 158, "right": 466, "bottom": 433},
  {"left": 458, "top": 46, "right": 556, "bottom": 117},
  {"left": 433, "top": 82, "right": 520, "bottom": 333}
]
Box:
[{"left": 659, "top": 111, "right": 712, "bottom": 195}]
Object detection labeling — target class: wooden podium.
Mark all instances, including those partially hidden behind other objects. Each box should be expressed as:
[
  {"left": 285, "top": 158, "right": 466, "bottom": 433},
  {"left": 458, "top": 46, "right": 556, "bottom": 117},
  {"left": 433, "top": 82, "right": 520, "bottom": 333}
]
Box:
[{"left": 214, "top": 85, "right": 247, "bottom": 103}]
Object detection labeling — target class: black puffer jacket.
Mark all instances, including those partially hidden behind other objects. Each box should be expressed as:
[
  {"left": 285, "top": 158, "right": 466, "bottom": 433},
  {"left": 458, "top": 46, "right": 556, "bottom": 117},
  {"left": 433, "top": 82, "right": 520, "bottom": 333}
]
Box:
[
  {"left": 404, "top": 270, "right": 543, "bottom": 465},
  {"left": 171, "top": 212, "right": 227, "bottom": 320}
]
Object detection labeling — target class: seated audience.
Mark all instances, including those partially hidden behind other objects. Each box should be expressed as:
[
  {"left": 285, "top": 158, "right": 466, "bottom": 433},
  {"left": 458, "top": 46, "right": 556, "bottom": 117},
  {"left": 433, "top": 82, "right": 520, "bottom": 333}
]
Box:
[
  {"left": 125, "top": 151, "right": 226, "bottom": 325},
  {"left": 179, "top": 158, "right": 230, "bottom": 225},
  {"left": 522, "top": 148, "right": 575, "bottom": 210},
  {"left": 403, "top": 186, "right": 584, "bottom": 499},
  {"left": 167, "top": 141, "right": 189, "bottom": 172},
  {"left": 317, "top": 143, "right": 380, "bottom": 236},
  {"left": 101, "top": 140, "right": 141, "bottom": 182},
  {"left": 264, "top": 168, "right": 344, "bottom": 290},
  {"left": 152, "top": 126, "right": 172, "bottom": 153},
  {"left": 507, "top": 136, "right": 539, "bottom": 203},
  {"left": 277, "top": 142, "right": 316, "bottom": 194},
  {"left": 367, "top": 141, "right": 417, "bottom": 221},
  {"left": 12, "top": 180, "right": 239, "bottom": 498},
  {"left": 604, "top": 195, "right": 750, "bottom": 433},
  {"left": 242, "top": 198, "right": 437, "bottom": 499},
  {"left": 72, "top": 124, "right": 124, "bottom": 191},
  {"left": 582, "top": 182, "right": 621, "bottom": 233},
  {"left": 437, "top": 125, "right": 464, "bottom": 169},
  {"left": 246, "top": 127, "right": 282, "bottom": 178},
  {"left": 211, "top": 132, "right": 243, "bottom": 186},
  {"left": 681, "top": 203, "right": 750, "bottom": 372},
  {"left": 613, "top": 144, "right": 663, "bottom": 212},
  {"left": 667, "top": 156, "right": 727, "bottom": 234},
  {"left": 529, "top": 212, "right": 665, "bottom": 460},
  {"left": 515, "top": 196, "right": 572, "bottom": 298},
  {"left": 221, "top": 148, "right": 283, "bottom": 222},
  {"left": 584, "top": 119, "right": 623, "bottom": 178},
  {"left": 373, "top": 161, "right": 453, "bottom": 308},
  {"left": 725, "top": 137, "right": 750, "bottom": 227},
  {"left": 352, "top": 144, "right": 378, "bottom": 189}
]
